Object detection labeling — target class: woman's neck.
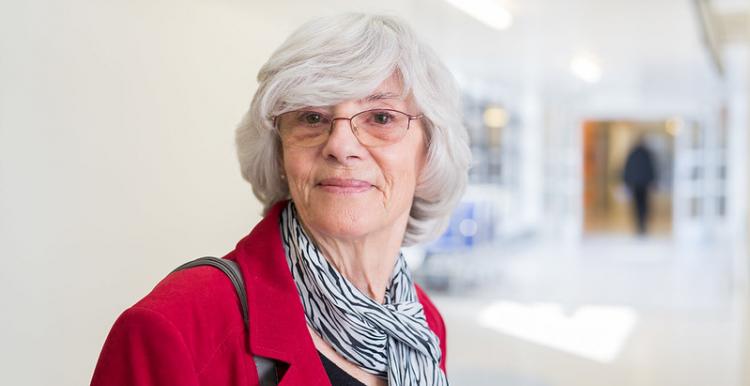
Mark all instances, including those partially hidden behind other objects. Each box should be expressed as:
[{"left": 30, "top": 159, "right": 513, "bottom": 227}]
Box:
[{"left": 300, "top": 219, "right": 407, "bottom": 304}]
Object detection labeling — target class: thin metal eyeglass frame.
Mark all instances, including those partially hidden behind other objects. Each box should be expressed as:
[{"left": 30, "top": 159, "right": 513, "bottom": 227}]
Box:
[{"left": 272, "top": 108, "right": 424, "bottom": 147}]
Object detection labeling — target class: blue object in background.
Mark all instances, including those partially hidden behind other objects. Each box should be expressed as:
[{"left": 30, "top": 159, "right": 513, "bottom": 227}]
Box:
[
  {"left": 426, "top": 201, "right": 477, "bottom": 254},
  {"left": 425, "top": 194, "right": 501, "bottom": 256}
]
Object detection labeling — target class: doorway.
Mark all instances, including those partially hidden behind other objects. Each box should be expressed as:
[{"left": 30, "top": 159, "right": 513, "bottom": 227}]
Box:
[{"left": 583, "top": 120, "right": 674, "bottom": 236}]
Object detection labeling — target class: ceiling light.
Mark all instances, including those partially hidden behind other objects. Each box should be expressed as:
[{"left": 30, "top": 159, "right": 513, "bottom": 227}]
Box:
[
  {"left": 665, "top": 117, "right": 681, "bottom": 136},
  {"left": 570, "top": 55, "right": 602, "bottom": 83},
  {"left": 483, "top": 106, "right": 509, "bottom": 129},
  {"left": 443, "top": 0, "right": 513, "bottom": 30}
]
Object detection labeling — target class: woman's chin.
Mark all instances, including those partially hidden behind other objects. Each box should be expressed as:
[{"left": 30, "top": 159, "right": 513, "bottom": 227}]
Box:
[
  {"left": 301, "top": 202, "right": 383, "bottom": 240},
  {"left": 309, "top": 219, "right": 376, "bottom": 242}
]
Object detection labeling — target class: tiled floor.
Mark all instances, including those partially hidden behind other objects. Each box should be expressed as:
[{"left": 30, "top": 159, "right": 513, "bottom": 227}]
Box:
[{"left": 421, "top": 235, "right": 750, "bottom": 386}]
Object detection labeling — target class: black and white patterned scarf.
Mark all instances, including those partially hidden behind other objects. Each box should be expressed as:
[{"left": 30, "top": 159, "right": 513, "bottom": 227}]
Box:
[{"left": 280, "top": 202, "right": 448, "bottom": 385}]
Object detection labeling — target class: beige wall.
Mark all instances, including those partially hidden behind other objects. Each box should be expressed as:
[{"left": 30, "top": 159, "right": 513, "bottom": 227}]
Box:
[
  {"left": 0, "top": 2, "right": 267, "bottom": 384},
  {"left": 0, "top": 1, "right": 415, "bottom": 385}
]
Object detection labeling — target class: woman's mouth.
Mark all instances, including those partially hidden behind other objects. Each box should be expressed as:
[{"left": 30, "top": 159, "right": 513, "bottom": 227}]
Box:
[{"left": 317, "top": 178, "right": 374, "bottom": 194}]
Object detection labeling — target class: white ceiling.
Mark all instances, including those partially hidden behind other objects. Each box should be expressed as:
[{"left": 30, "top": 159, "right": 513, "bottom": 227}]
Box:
[{"left": 402, "top": 0, "right": 723, "bottom": 112}]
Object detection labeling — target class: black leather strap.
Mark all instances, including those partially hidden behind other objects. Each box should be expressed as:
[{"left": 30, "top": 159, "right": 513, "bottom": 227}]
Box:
[
  {"left": 171, "top": 257, "right": 279, "bottom": 386},
  {"left": 173, "top": 257, "right": 249, "bottom": 331}
]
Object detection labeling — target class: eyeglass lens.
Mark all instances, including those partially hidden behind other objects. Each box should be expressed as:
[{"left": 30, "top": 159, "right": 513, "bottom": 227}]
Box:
[{"left": 277, "top": 109, "right": 412, "bottom": 147}]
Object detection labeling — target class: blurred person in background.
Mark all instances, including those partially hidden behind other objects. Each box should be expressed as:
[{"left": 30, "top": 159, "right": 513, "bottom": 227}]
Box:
[
  {"left": 91, "top": 13, "right": 470, "bottom": 386},
  {"left": 622, "top": 134, "right": 657, "bottom": 235}
]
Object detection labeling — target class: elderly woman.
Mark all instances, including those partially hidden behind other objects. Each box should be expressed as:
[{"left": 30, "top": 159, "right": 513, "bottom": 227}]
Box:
[{"left": 92, "top": 13, "right": 469, "bottom": 386}]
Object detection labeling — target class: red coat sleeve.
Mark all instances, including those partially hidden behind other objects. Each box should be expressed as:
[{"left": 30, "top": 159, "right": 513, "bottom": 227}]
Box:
[
  {"left": 414, "top": 285, "right": 448, "bottom": 373},
  {"left": 436, "top": 306, "right": 447, "bottom": 372},
  {"left": 90, "top": 306, "right": 200, "bottom": 386}
]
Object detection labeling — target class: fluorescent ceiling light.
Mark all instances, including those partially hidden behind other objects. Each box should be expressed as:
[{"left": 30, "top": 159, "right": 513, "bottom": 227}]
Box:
[
  {"left": 478, "top": 301, "right": 637, "bottom": 363},
  {"left": 444, "top": 0, "right": 513, "bottom": 30},
  {"left": 570, "top": 55, "right": 602, "bottom": 83}
]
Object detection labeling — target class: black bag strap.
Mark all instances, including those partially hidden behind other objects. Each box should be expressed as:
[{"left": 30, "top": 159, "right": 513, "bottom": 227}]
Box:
[
  {"left": 171, "top": 256, "right": 279, "bottom": 386},
  {"left": 173, "top": 257, "right": 249, "bottom": 331}
]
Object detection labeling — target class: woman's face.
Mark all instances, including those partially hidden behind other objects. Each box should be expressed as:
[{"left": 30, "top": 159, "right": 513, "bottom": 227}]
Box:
[{"left": 280, "top": 74, "right": 426, "bottom": 242}]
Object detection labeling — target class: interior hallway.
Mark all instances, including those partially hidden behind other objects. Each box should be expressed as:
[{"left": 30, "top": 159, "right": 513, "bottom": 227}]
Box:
[{"left": 426, "top": 236, "right": 748, "bottom": 386}]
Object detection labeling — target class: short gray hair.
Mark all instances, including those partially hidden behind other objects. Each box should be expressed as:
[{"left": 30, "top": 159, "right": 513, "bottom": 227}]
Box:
[{"left": 236, "top": 13, "right": 471, "bottom": 246}]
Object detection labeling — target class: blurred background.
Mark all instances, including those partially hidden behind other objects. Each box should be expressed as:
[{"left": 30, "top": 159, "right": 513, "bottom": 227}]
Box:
[{"left": 1, "top": 0, "right": 749, "bottom": 385}]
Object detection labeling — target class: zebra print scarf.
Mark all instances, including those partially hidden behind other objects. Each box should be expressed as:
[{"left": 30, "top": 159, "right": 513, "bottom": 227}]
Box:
[{"left": 280, "top": 202, "right": 448, "bottom": 385}]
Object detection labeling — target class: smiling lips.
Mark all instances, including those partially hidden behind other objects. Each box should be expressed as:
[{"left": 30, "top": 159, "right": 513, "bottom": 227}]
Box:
[{"left": 317, "top": 178, "right": 374, "bottom": 194}]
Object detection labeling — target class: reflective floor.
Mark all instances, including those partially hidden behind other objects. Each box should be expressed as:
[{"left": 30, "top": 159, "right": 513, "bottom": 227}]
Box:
[{"left": 424, "top": 236, "right": 749, "bottom": 386}]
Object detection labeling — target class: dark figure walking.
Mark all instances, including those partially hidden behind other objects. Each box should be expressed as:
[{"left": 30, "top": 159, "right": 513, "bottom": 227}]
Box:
[{"left": 622, "top": 137, "right": 656, "bottom": 235}]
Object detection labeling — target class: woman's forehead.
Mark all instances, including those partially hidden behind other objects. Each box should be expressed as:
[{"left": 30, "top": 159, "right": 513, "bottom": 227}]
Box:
[
  {"left": 370, "top": 71, "right": 406, "bottom": 96},
  {"left": 357, "top": 75, "right": 413, "bottom": 106}
]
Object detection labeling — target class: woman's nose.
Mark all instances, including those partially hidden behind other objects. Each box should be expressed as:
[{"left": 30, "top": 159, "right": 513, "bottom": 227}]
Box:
[{"left": 321, "top": 118, "right": 366, "bottom": 163}]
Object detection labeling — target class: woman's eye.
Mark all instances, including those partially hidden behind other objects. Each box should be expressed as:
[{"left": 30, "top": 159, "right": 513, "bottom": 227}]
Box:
[
  {"left": 373, "top": 113, "right": 392, "bottom": 124},
  {"left": 293, "top": 111, "right": 328, "bottom": 126},
  {"left": 303, "top": 113, "right": 322, "bottom": 124}
]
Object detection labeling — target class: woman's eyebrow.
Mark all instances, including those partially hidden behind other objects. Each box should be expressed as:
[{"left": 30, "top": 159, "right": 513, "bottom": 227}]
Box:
[{"left": 361, "top": 92, "right": 401, "bottom": 103}]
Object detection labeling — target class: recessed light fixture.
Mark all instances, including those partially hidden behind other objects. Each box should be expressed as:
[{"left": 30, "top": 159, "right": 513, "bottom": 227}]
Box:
[{"left": 444, "top": 0, "right": 513, "bottom": 30}]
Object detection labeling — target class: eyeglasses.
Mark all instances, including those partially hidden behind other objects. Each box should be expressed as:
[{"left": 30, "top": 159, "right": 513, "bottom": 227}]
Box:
[{"left": 272, "top": 108, "right": 423, "bottom": 148}]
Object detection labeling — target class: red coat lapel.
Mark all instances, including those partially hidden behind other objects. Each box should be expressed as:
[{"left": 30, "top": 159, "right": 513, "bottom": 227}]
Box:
[{"left": 229, "top": 200, "right": 329, "bottom": 385}]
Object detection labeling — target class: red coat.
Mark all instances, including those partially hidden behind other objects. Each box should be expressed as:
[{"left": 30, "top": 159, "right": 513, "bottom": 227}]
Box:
[{"left": 91, "top": 201, "right": 447, "bottom": 386}]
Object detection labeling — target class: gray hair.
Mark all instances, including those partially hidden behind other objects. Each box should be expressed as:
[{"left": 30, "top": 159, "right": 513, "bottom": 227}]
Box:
[{"left": 235, "top": 13, "right": 471, "bottom": 246}]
